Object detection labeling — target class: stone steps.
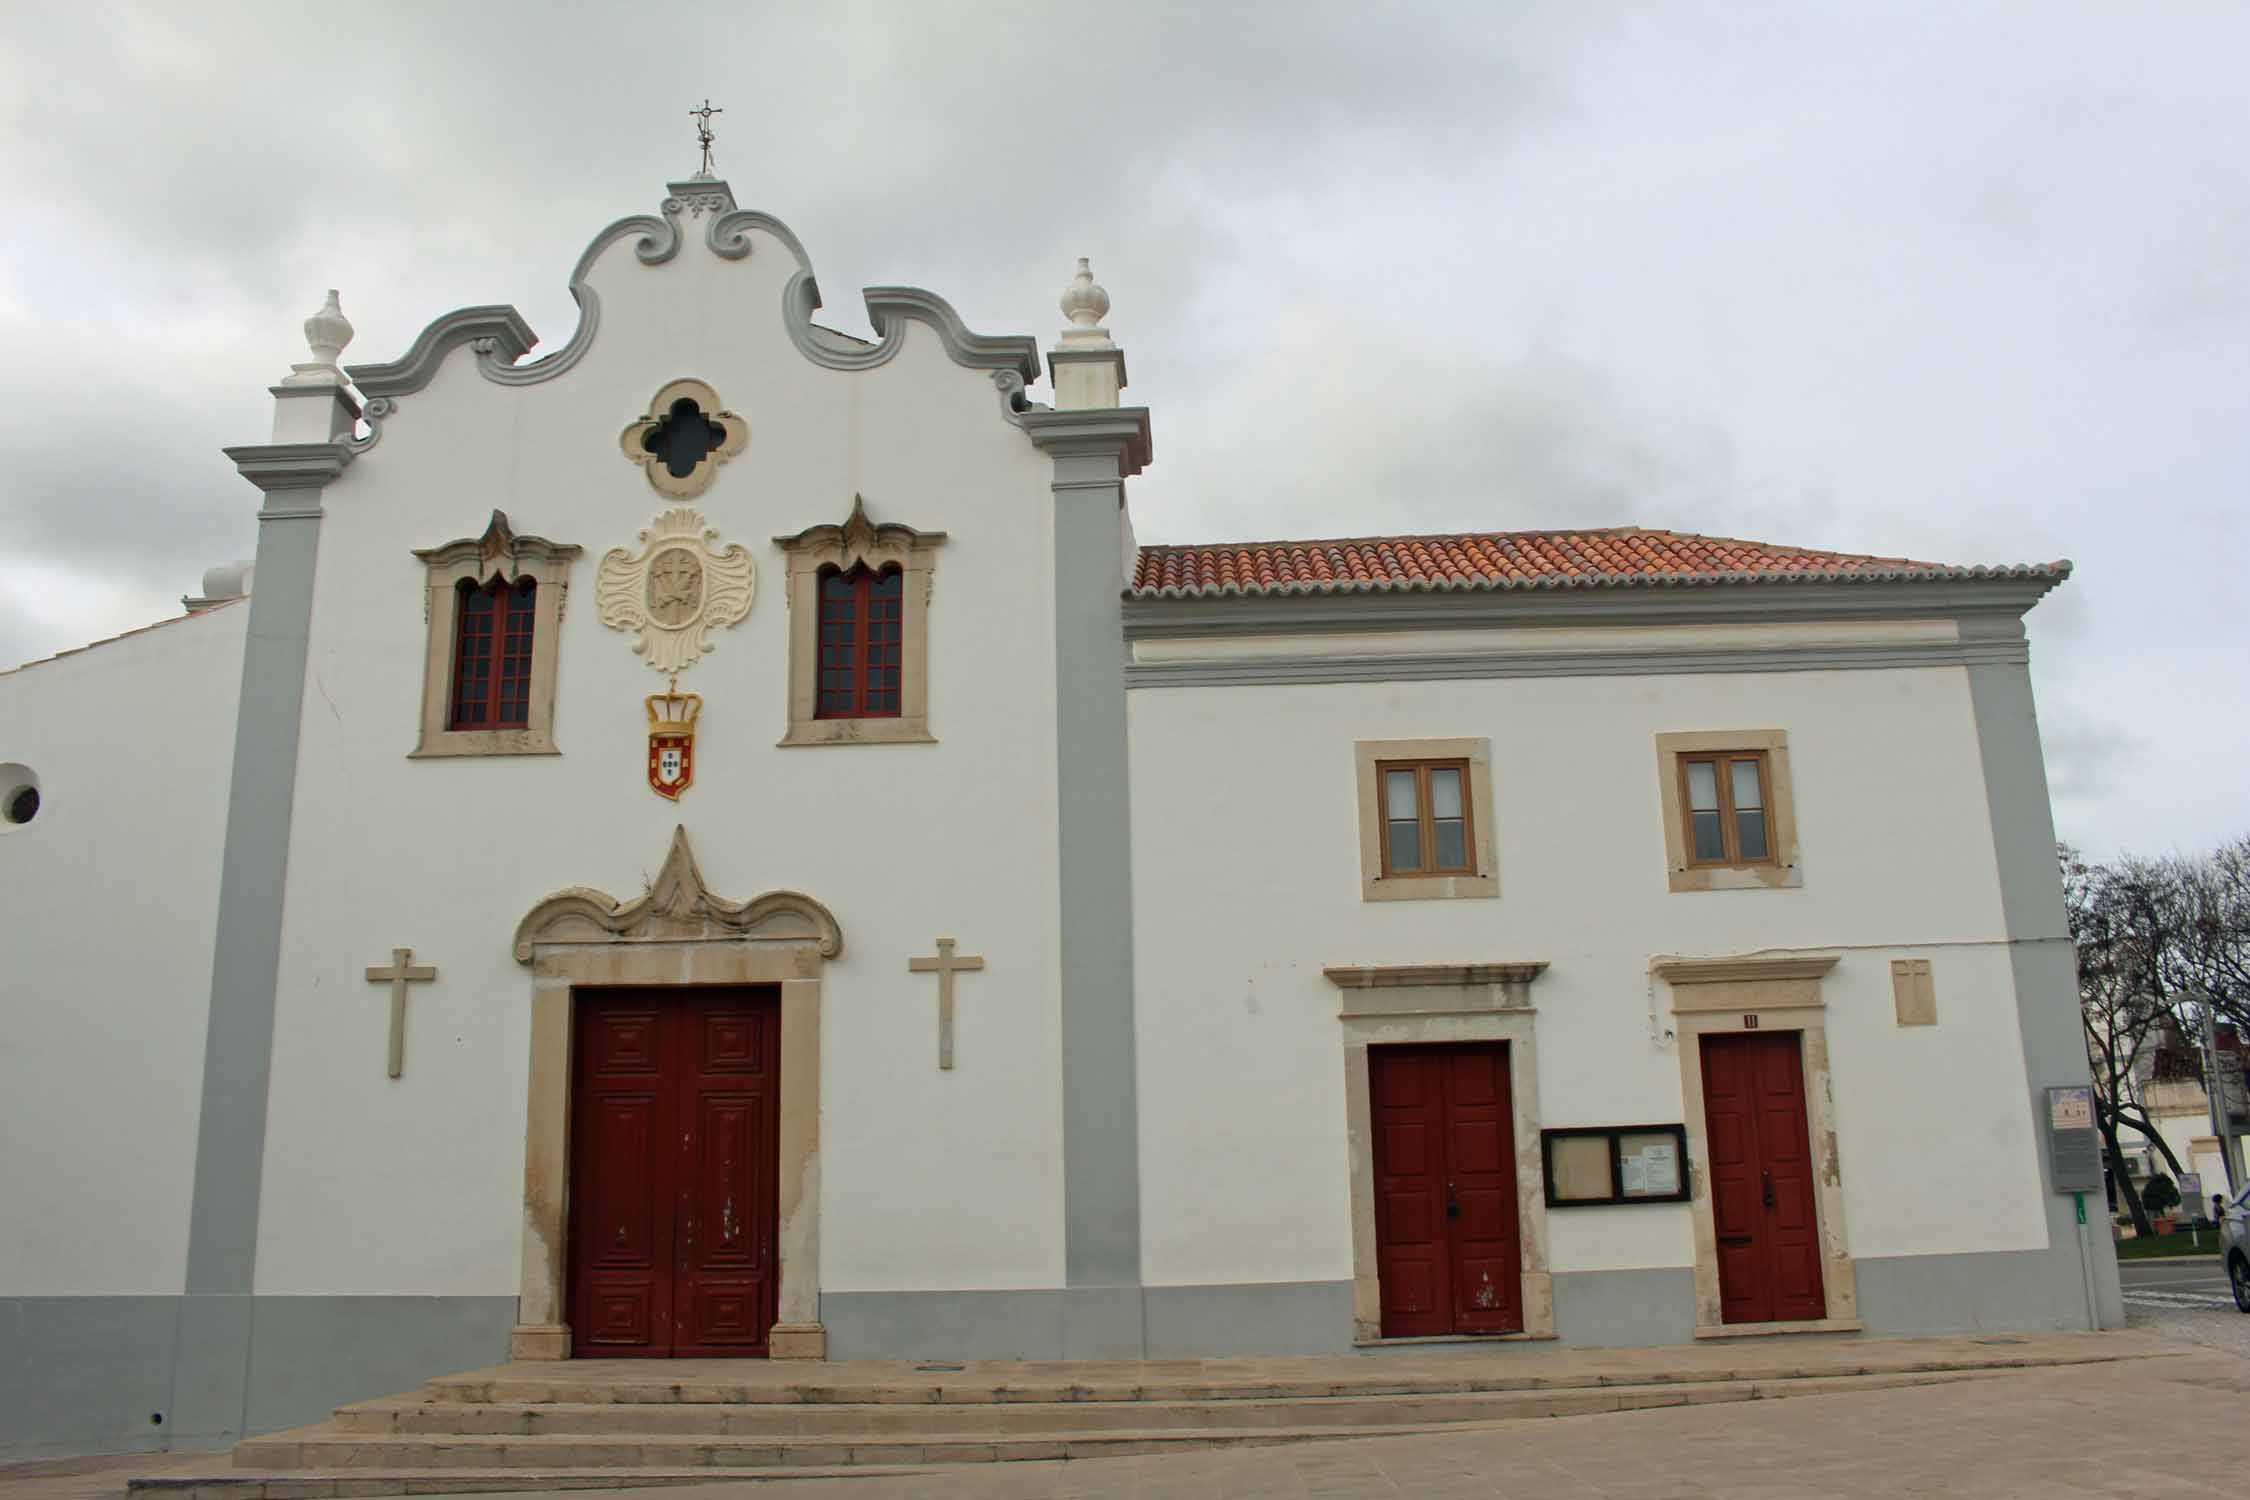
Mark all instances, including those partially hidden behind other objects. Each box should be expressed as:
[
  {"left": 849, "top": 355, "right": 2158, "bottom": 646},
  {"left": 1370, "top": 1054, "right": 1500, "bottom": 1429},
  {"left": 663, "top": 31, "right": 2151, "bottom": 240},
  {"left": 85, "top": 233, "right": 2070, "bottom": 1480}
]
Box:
[
  {"left": 232, "top": 1367, "right": 2002, "bottom": 1473},
  {"left": 127, "top": 1332, "right": 2173, "bottom": 1499},
  {"left": 325, "top": 1366, "right": 2010, "bottom": 1439}
]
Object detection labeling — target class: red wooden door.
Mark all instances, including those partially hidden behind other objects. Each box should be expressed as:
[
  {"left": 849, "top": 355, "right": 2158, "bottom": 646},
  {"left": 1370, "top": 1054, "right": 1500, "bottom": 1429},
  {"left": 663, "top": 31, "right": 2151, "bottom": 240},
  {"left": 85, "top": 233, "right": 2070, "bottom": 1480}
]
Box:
[
  {"left": 1370, "top": 1042, "right": 1522, "bottom": 1337},
  {"left": 570, "top": 988, "right": 781, "bottom": 1357},
  {"left": 1700, "top": 1031, "right": 1826, "bottom": 1325}
]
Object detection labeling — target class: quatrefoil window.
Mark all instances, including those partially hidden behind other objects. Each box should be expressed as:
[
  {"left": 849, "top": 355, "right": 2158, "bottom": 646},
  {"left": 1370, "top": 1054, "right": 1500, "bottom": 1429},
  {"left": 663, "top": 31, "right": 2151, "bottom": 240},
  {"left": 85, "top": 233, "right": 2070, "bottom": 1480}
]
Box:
[{"left": 619, "top": 379, "right": 749, "bottom": 498}]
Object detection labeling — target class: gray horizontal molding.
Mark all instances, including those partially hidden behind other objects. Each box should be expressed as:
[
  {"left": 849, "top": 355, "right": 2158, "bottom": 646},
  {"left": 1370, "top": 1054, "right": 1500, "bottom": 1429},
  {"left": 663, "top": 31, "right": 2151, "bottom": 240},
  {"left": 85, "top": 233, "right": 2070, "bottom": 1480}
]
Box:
[
  {"left": 1123, "top": 576, "right": 2060, "bottom": 641},
  {"left": 1127, "top": 636, "right": 2032, "bottom": 690},
  {"left": 342, "top": 182, "right": 1038, "bottom": 442},
  {"left": 1022, "top": 406, "right": 1154, "bottom": 474},
  {"left": 222, "top": 442, "right": 353, "bottom": 493}
]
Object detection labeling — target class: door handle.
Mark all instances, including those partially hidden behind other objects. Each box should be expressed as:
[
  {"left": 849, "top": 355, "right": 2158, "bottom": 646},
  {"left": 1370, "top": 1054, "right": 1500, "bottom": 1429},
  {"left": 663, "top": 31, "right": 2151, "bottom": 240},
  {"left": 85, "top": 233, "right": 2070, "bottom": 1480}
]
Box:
[
  {"left": 1446, "top": 1182, "right": 1461, "bottom": 1221},
  {"left": 1761, "top": 1169, "right": 1775, "bottom": 1210}
]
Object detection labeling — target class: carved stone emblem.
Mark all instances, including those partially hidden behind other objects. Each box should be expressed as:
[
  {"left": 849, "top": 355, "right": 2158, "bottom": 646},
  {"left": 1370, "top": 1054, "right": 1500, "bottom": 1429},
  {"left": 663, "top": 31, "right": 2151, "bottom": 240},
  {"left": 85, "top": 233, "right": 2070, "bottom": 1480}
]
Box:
[{"left": 598, "top": 508, "right": 755, "bottom": 673}]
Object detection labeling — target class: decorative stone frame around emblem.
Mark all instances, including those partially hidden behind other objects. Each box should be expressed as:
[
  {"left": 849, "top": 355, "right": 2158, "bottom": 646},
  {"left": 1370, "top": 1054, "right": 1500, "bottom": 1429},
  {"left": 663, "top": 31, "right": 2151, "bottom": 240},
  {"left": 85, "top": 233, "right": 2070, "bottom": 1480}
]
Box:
[
  {"left": 409, "top": 510, "right": 581, "bottom": 758},
  {"left": 775, "top": 495, "right": 946, "bottom": 747},
  {"left": 596, "top": 507, "right": 757, "bottom": 675},
  {"left": 619, "top": 378, "right": 749, "bottom": 499}
]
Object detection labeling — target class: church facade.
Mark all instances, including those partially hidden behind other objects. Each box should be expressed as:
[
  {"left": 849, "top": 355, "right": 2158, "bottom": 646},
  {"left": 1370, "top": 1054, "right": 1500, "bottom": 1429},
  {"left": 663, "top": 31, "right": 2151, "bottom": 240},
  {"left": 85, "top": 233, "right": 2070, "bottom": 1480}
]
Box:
[{"left": 0, "top": 174, "right": 2122, "bottom": 1458}]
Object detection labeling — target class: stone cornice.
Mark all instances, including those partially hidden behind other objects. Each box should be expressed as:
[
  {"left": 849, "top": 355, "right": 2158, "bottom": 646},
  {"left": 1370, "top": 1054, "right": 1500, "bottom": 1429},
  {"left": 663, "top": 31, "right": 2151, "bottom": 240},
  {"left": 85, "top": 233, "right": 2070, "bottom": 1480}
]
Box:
[
  {"left": 1324, "top": 962, "right": 1551, "bottom": 989},
  {"left": 412, "top": 509, "right": 581, "bottom": 574},
  {"left": 222, "top": 441, "right": 353, "bottom": 494},
  {"left": 1022, "top": 407, "right": 1154, "bottom": 476},
  {"left": 1653, "top": 955, "right": 1841, "bottom": 985},
  {"left": 346, "top": 306, "right": 539, "bottom": 399}
]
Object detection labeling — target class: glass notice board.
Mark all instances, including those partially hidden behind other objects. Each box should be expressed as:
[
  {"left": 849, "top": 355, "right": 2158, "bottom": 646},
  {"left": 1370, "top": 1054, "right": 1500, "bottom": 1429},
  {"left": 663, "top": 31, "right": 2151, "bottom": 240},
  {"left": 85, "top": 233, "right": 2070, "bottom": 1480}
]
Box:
[{"left": 1540, "top": 1124, "right": 1690, "bottom": 1206}]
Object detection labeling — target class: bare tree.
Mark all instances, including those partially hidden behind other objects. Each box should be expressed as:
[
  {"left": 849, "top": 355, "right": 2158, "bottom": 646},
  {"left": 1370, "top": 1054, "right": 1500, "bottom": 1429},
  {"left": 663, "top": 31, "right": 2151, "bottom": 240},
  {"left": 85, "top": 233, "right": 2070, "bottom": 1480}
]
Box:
[{"left": 2064, "top": 845, "right": 2186, "bottom": 1235}]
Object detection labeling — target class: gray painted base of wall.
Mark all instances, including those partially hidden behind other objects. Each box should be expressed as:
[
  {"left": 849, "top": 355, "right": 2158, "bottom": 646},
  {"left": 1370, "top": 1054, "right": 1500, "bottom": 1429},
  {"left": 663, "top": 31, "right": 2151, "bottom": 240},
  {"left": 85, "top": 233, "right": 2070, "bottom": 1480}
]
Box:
[
  {"left": 5, "top": 1247, "right": 2103, "bottom": 1457},
  {"left": 0, "top": 1295, "right": 515, "bottom": 1461}
]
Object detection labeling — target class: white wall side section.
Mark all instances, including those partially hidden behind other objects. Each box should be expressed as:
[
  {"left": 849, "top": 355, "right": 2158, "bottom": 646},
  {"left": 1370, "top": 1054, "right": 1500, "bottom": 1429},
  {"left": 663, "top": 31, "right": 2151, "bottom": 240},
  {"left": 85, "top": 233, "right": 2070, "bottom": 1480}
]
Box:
[
  {"left": 251, "top": 218, "right": 1065, "bottom": 1298},
  {"left": 0, "top": 603, "right": 247, "bottom": 1295},
  {"left": 1127, "top": 665, "right": 2049, "bottom": 1290}
]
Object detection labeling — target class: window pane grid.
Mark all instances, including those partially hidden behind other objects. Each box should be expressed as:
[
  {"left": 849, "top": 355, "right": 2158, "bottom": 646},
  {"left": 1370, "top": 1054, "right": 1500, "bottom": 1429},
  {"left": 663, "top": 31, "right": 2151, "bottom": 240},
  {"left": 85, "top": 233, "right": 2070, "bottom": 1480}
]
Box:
[
  {"left": 1376, "top": 759, "right": 1476, "bottom": 878},
  {"left": 1680, "top": 752, "right": 1775, "bottom": 868},
  {"left": 814, "top": 564, "right": 905, "bottom": 720},
  {"left": 448, "top": 577, "right": 537, "bottom": 732}
]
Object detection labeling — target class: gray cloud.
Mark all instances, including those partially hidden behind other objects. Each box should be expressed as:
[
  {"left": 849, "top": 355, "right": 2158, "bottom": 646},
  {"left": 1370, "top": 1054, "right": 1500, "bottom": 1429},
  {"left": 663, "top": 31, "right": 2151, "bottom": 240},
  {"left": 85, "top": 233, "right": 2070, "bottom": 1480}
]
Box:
[{"left": 2, "top": 1, "right": 2245, "bottom": 857}]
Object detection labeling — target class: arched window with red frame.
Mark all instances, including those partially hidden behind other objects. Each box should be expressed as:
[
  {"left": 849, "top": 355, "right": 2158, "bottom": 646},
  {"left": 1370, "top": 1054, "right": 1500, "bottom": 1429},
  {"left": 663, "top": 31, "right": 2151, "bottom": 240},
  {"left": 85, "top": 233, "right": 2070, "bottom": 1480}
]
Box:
[
  {"left": 449, "top": 575, "right": 538, "bottom": 730},
  {"left": 816, "top": 563, "right": 903, "bottom": 719}
]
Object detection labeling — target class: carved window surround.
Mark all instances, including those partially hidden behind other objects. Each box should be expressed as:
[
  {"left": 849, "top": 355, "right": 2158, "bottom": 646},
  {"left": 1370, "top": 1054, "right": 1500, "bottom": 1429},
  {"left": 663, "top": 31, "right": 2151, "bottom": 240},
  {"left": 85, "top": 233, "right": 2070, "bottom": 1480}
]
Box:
[
  {"left": 410, "top": 511, "right": 580, "bottom": 758},
  {"left": 1352, "top": 738, "right": 1499, "bottom": 902},
  {"left": 1654, "top": 730, "right": 1803, "bottom": 893},
  {"left": 1323, "top": 961, "right": 1557, "bottom": 1345},
  {"left": 1654, "top": 953, "right": 1863, "bottom": 1339},
  {"left": 618, "top": 378, "right": 748, "bottom": 498},
  {"left": 511, "top": 825, "right": 842, "bottom": 1361},
  {"left": 774, "top": 495, "right": 945, "bottom": 747}
]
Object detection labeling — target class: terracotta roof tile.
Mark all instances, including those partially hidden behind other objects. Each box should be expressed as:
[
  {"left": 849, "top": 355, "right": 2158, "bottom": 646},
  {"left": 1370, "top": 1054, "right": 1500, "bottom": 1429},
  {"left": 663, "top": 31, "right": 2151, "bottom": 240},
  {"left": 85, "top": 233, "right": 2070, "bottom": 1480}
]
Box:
[{"left": 1130, "top": 527, "right": 2069, "bottom": 598}]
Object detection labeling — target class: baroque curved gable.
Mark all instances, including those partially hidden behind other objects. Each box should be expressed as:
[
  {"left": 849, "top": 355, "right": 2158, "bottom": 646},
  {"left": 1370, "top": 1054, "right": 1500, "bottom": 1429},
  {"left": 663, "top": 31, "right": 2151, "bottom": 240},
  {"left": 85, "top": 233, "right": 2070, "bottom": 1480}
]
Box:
[{"left": 344, "top": 179, "right": 1039, "bottom": 449}]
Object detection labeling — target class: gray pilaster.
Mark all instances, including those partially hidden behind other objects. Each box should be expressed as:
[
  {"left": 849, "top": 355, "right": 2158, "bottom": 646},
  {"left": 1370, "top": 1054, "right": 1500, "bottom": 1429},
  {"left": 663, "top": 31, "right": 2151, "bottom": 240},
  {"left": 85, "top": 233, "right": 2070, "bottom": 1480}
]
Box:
[
  {"left": 1962, "top": 612, "right": 2126, "bottom": 1328},
  {"left": 176, "top": 441, "right": 350, "bottom": 1440},
  {"left": 1023, "top": 408, "right": 1154, "bottom": 1357}
]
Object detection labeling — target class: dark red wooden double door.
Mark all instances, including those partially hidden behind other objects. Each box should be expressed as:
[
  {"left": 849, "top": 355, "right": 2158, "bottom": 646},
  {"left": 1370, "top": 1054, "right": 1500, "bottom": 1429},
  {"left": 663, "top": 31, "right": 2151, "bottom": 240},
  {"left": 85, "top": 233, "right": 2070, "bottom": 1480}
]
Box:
[
  {"left": 569, "top": 988, "right": 781, "bottom": 1356},
  {"left": 1700, "top": 1031, "right": 1826, "bottom": 1325},
  {"left": 1370, "top": 1042, "right": 1523, "bottom": 1337}
]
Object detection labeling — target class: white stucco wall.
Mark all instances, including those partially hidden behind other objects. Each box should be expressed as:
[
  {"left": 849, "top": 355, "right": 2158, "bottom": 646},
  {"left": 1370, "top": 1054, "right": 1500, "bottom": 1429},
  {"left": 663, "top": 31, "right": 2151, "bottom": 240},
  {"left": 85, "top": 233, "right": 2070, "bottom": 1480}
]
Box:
[
  {"left": 1127, "top": 660, "right": 2051, "bottom": 1290},
  {"left": 249, "top": 214, "right": 1066, "bottom": 1298},
  {"left": 0, "top": 603, "right": 246, "bottom": 1295}
]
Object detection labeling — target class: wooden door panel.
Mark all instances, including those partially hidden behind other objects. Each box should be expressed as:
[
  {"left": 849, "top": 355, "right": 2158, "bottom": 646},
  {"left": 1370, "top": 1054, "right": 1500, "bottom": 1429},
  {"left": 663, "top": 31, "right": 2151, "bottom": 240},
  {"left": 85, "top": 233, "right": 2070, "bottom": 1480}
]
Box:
[
  {"left": 674, "top": 993, "right": 779, "bottom": 1354},
  {"left": 1370, "top": 1043, "right": 1521, "bottom": 1338},
  {"left": 570, "top": 989, "right": 779, "bottom": 1358},
  {"left": 1370, "top": 1049, "right": 1451, "bottom": 1337},
  {"left": 1700, "top": 1032, "right": 1825, "bottom": 1325},
  {"left": 1443, "top": 1046, "right": 1521, "bottom": 1334}
]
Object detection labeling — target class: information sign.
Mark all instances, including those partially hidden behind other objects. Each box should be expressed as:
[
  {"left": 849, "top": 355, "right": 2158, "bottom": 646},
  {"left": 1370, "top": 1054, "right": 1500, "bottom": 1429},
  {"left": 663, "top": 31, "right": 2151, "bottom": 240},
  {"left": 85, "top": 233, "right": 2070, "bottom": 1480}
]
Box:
[{"left": 2044, "top": 1086, "right": 2103, "bottom": 1193}]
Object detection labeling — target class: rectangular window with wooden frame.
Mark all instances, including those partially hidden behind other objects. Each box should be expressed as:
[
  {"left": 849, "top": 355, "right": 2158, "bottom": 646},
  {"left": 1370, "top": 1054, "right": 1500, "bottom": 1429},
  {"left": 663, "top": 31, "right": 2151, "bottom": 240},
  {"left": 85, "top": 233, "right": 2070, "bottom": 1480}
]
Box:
[
  {"left": 1353, "top": 739, "right": 1498, "bottom": 902},
  {"left": 1678, "top": 750, "right": 1775, "bottom": 868},
  {"left": 1653, "top": 730, "right": 1801, "bottom": 893},
  {"left": 1378, "top": 759, "right": 1475, "bottom": 877}
]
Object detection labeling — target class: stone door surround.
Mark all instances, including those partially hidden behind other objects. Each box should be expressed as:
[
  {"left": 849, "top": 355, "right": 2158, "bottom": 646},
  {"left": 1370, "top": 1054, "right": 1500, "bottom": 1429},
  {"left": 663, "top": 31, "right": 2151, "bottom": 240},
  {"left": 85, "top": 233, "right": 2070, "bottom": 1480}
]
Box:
[
  {"left": 1656, "top": 954, "right": 1863, "bottom": 1339},
  {"left": 1322, "top": 963, "right": 1556, "bottom": 1345},
  {"left": 512, "top": 826, "right": 842, "bottom": 1360}
]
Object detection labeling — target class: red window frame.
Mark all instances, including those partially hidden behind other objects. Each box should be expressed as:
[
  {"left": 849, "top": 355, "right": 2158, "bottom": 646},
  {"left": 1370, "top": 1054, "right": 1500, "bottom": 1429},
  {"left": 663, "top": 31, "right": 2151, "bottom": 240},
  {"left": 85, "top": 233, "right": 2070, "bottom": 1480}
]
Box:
[
  {"left": 815, "top": 564, "right": 903, "bottom": 719},
  {"left": 449, "top": 575, "right": 537, "bottom": 730}
]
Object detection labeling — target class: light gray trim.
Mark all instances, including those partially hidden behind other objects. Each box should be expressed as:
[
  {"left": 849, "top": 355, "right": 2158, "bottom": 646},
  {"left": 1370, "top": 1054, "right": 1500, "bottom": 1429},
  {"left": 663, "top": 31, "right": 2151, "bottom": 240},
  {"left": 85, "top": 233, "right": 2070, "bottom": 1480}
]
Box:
[
  {"left": 821, "top": 1290, "right": 1063, "bottom": 1361},
  {"left": 1965, "top": 651, "right": 2127, "bottom": 1328},
  {"left": 178, "top": 441, "right": 350, "bottom": 1444},
  {"left": 0, "top": 1297, "right": 182, "bottom": 1459},
  {"left": 1550, "top": 1268, "right": 1699, "bottom": 1348},
  {"left": 1027, "top": 411, "right": 1154, "bottom": 1354},
  {"left": 343, "top": 306, "right": 539, "bottom": 400},
  {"left": 1851, "top": 1247, "right": 2114, "bottom": 1334},
  {"left": 1144, "top": 1281, "right": 1351, "bottom": 1357},
  {"left": 1129, "top": 637, "right": 2032, "bottom": 690},
  {"left": 343, "top": 183, "right": 1036, "bottom": 446},
  {"left": 1123, "top": 576, "right": 2062, "bottom": 641},
  {"left": 0, "top": 1294, "right": 512, "bottom": 1459}
]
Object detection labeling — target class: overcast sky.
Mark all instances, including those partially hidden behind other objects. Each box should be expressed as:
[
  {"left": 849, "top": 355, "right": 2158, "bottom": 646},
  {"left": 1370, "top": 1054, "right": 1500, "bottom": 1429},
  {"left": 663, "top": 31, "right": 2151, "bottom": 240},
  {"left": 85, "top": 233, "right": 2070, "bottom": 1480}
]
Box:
[{"left": 1, "top": 3, "right": 2243, "bottom": 857}]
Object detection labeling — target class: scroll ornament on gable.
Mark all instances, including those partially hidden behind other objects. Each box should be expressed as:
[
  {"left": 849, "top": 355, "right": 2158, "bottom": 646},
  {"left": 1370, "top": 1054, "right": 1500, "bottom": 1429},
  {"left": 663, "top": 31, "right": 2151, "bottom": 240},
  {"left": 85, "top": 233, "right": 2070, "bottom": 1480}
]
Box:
[{"left": 597, "top": 507, "right": 756, "bottom": 673}]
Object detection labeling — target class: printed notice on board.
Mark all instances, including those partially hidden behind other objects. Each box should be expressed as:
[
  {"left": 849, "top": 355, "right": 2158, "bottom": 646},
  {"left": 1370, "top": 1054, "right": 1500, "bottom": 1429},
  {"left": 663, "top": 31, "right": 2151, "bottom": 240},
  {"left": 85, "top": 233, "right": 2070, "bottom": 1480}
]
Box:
[
  {"left": 1640, "top": 1141, "right": 1680, "bottom": 1195},
  {"left": 2049, "top": 1087, "right": 2093, "bottom": 1131}
]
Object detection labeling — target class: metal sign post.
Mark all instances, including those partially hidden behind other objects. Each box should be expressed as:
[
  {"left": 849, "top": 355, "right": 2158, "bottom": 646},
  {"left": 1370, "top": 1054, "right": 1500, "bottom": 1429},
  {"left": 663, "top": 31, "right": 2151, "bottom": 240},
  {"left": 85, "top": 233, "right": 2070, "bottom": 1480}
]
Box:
[{"left": 2045, "top": 1087, "right": 2104, "bottom": 1331}]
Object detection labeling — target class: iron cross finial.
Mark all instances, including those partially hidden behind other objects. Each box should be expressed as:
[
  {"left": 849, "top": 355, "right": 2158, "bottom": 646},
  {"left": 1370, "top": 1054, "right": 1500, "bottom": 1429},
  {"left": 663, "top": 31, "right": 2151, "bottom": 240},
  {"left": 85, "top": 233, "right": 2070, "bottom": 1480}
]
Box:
[{"left": 688, "top": 98, "right": 724, "bottom": 178}]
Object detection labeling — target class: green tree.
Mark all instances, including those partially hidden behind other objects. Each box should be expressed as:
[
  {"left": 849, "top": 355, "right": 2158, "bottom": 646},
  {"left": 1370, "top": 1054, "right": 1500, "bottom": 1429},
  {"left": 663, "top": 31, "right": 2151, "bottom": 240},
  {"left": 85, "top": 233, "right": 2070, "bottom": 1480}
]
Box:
[{"left": 2142, "top": 1172, "right": 2181, "bottom": 1220}]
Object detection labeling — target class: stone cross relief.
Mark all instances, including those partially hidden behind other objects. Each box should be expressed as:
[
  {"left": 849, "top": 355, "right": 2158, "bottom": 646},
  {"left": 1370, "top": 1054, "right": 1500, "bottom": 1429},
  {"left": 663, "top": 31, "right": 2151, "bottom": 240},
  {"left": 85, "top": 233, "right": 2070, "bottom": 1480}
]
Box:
[
  {"left": 907, "top": 937, "right": 984, "bottom": 1071},
  {"left": 363, "top": 947, "right": 438, "bottom": 1079}
]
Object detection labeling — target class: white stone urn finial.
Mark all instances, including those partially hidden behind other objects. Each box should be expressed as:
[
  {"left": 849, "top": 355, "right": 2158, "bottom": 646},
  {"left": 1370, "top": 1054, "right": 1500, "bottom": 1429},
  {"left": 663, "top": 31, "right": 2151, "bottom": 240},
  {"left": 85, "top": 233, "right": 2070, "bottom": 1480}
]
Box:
[
  {"left": 1060, "top": 256, "right": 1110, "bottom": 340},
  {"left": 304, "top": 289, "right": 353, "bottom": 368}
]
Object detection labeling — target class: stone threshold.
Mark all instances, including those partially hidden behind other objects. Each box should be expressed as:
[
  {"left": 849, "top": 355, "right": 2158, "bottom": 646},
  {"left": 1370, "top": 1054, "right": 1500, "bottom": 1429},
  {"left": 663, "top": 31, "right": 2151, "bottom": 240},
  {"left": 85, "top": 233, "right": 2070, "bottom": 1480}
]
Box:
[{"left": 1692, "top": 1317, "right": 1866, "bottom": 1340}]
